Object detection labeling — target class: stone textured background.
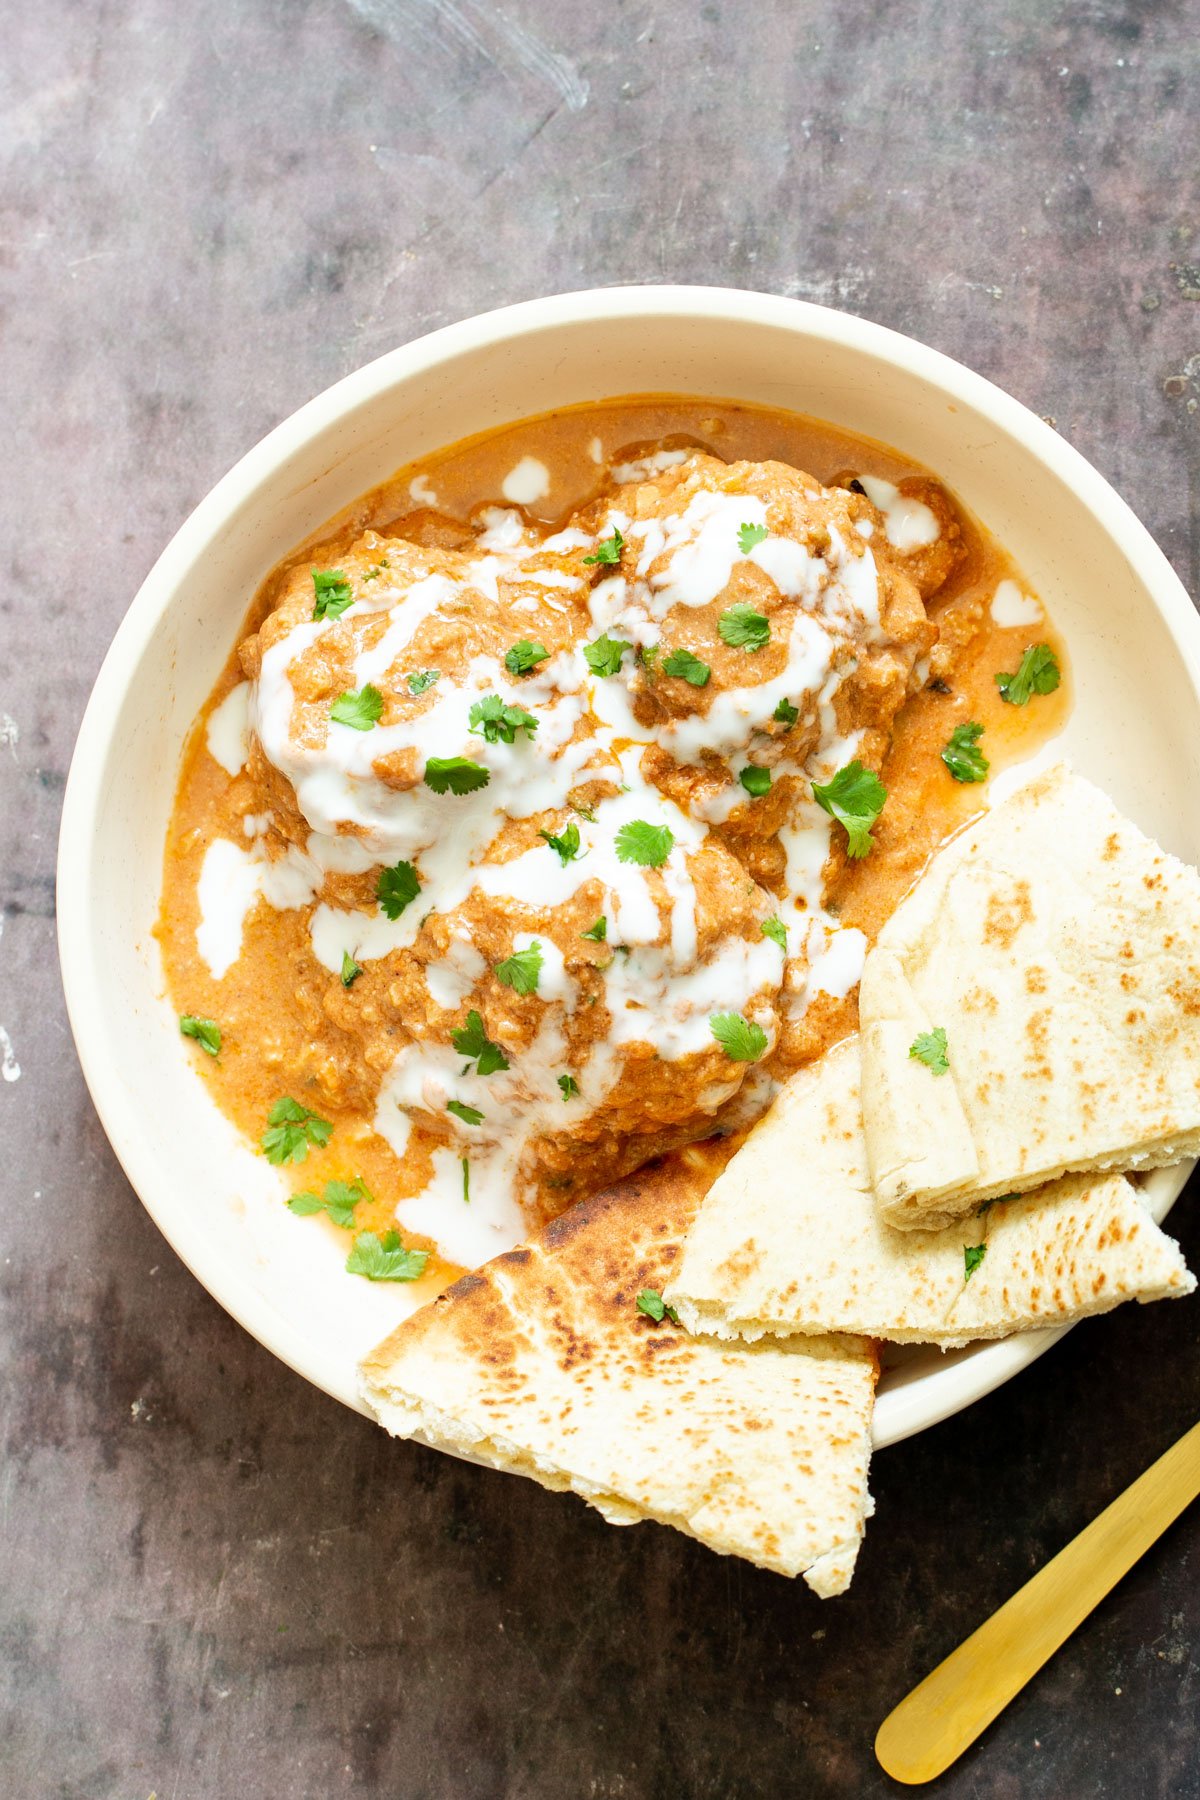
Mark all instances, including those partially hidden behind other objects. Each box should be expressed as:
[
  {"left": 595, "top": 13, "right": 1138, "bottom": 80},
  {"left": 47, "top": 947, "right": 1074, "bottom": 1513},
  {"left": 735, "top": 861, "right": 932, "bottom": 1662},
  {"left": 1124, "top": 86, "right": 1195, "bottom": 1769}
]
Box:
[{"left": 3, "top": 2, "right": 1200, "bottom": 1795}]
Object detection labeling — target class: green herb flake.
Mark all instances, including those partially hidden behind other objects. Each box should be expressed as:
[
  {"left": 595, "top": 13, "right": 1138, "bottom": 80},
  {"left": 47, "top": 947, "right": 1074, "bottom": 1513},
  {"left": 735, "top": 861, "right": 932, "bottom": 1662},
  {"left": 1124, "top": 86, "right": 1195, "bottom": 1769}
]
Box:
[
  {"left": 494, "top": 942, "right": 543, "bottom": 996},
  {"left": 812, "top": 760, "right": 888, "bottom": 859},
  {"left": 424, "top": 756, "right": 491, "bottom": 796},
  {"left": 663, "top": 647, "right": 711, "bottom": 687},
  {"left": 583, "top": 527, "right": 625, "bottom": 567},
  {"left": 288, "top": 1178, "right": 369, "bottom": 1229},
  {"left": 710, "top": 1013, "right": 768, "bottom": 1063},
  {"left": 468, "top": 694, "right": 539, "bottom": 745},
  {"left": 941, "top": 720, "right": 990, "bottom": 784},
  {"left": 179, "top": 1014, "right": 221, "bottom": 1057},
  {"left": 261, "top": 1097, "right": 333, "bottom": 1166},
  {"left": 615, "top": 820, "right": 675, "bottom": 868},
  {"left": 718, "top": 604, "right": 771, "bottom": 652},
  {"left": 909, "top": 1027, "right": 950, "bottom": 1076},
  {"left": 377, "top": 860, "right": 421, "bottom": 920},
  {"left": 461, "top": 1159, "right": 471, "bottom": 1204},
  {"left": 638, "top": 643, "right": 661, "bottom": 674},
  {"left": 558, "top": 1073, "right": 580, "bottom": 1102},
  {"left": 311, "top": 569, "right": 354, "bottom": 621},
  {"left": 963, "top": 1242, "right": 988, "bottom": 1284},
  {"left": 995, "top": 643, "right": 1061, "bottom": 707},
  {"left": 739, "top": 765, "right": 772, "bottom": 798},
  {"left": 636, "top": 1287, "right": 680, "bottom": 1326},
  {"left": 345, "top": 1229, "right": 428, "bottom": 1283},
  {"left": 737, "top": 521, "right": 769, "bottom": 554},
  {"left": 773, "top": 697, "right": 799, "bottom": 727},
  {"left": 581, "top": 916, "right": 607, "bottom": 942},
  {"left": 406, "top": 669, "right": 440, "bottom": 695},
  {"left": 504, "top": 640, "right": 550, "bottom": 677},
  {"left": 540, "top": 822, "right": 583, "bottom": 866},
  {"left": 584, "top": 634, "right": 631, "bottom": 678},
  {"left": 446, "top": 1100, "right": 484, "bottom": 1126},
  {"left": 330, "top": 684, "right": 384, "bottom": 731},
  {"left": 451, "top": 1009, "right": 510, "bottom": 1076},
  {"left": 340, "top": 950, "right": 363, "bottom": 988},
  {"left": 761, "top": 917, "right": 788, "bottom": 953}
]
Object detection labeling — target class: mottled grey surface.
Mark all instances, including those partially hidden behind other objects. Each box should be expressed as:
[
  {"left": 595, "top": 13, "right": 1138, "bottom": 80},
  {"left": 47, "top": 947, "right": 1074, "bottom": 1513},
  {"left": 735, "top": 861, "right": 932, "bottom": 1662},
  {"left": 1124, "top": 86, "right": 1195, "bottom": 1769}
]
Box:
[{"left": 2, "top": 1, "right": 1200, "bottom": 1795}]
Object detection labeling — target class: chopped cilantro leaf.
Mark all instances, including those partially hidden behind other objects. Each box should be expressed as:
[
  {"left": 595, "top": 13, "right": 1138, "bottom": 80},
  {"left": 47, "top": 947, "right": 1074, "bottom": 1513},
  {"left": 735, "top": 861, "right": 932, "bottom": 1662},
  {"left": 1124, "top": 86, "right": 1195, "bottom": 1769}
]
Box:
[
  {"left": 340, "top": 950, "right": 363, "bottom": 987},
  {"left": 406, "top": 669, "right": 440, "bottom": 695},
  {"left": 710, "top": 1013, "right": 768, "bottom": 1062},
  {"left": 540, "top": 822, "right": 583, "bottom": 865},
  {"left": 584, "top": 634, "right": 631, "bottom": 677},
  {"left": 179, "top": 1014, "right": 221, "bottom": 1057},
  {"left": 615, "top": 820, "right": 674, "bottom": 868},
  {"left": 737, "top": 521, "right": 769, "bottom": 554},
  {"left": 739, "top": 765, "right": 772, "bottom": 798},
  {"left": 773, "top": 697, "right": 799, "bottom": 727},
  {"left": 718, "top": 604, "right": 771, "bottom": 651},
  {"left": 963, "top": 1242, "right": 988, "bottom": 1283},
  {"left": 494, "top": 942, "right": 543, "bottom": 995},
  {"left": 663, "top": 647, "right": 711, "bottom": 687},
  {"left": 447, "top": 1100, "right": 484, "bottom": 1126},
  {"left": 639, "top": 643, "right": 661, "bottom": 674},
  {"left": 995, "top": 643, "right": 1061, "bottom": 706},
  {"left": 558, "top": 1073, "right": 580, "bottom": 1101},
  {"left": 761, "top": 917, "right": 788, "bottom": 953},
  {"left": 584, "top": 528, "right": 625, "bottom": 566},
  {"left": 468, "top": 694, "right": 539, "bottom": 744},
  {"left": 636, "top": 1287, "right": 680, "bottom": 1325},
  {"left": 452, "top": 1009, "right": 510, "bottom": 1075},
  {"left": 942, "top": 720, "right": 990, "bottom": 784},
  {"left": 461, "top": 1159, "right": 471, "bottom": 1203},
  {"left": 261, "top": 1097, "right": 333, "bottom": 1165},
  {"left": 330, "top": 684, "right": 384, "bottom": 731},
  {"left": 504, "top": 640, "right": 549, "bottom": 677},
  {"left": 424, "top": 756, "right": 490, "bottom": 795},
  {"left": 345, "top": 1228, "right": 428, "bottom": 1283},
  {"left": 311, "top": 569, "right": 353, "bottom": 621},
  {"left": 377, "top": 860, "right": 421, "bottom": 919},
  {"left": 812, "top": 760, "right": 887, "bottom": 859},
  {"left": 288, "top": 1178, "right": 369, "bottom": 1229},
  {"left": 909, "top": 1027, "right": 950, "bottom": 1076},
  {"left": 581, "top": 917, "right": 607, "bottom": 942}
]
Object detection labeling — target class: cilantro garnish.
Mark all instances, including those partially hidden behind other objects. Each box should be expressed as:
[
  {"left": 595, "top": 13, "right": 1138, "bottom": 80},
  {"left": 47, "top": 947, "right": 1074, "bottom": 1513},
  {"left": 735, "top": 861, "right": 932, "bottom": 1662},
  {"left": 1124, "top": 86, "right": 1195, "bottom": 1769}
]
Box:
[
  {"left": 636, "top": 1288, "right": 680, "bottom": 1325},
  {"left": 377, "top": 860, "right": 421, "bottom": 919},
  {"left": 330, "top": 684, "right": 384, "bottom": 731},
  {"left": 345, "top": 1229, "right": 428, "bottom": 1283},
  {"left": 584, "top": 635, "right": 631, "bottom": 677},
  {"left": 468, "top": 694, "right": 539, "bottom": 745},
  {"left": 288, "top": 1178, "right": 369, "bottom": 1228},
  {"left": 773, "top": 697, "right": 799, "bottom": 726},
  {"left": 737, "top": 521, "right": 769, "bottom": 554},
  {"left": 558, "top": 1073, "right": 580, "bottom": 1101},
  {"left": 340, "top": 950, "right": 363, "bottom": 987},
  {"left": 639, "top": 644, "right": 661, "bottom": 674},
  {"left": 663, "top": 647, "right": 711, "bottom": 687},
  {"left": 718, "top": 604, "right": 771, "bottom": 651},
  {"left": 311, "top": 569, "right": 353, "bottom": 621},
  {"left": 461, "top": 1159, "right": 471, "bottom": 1204},
  {"left": 505, "top": 640, "right": 550, "bottom": 677},
  {"left": 942, "top": 721, "right": 990, "bottom": 784},
  {"left": 615, "top": 820, "right": 675, "bottom": 868},
  {"left": 179, "top": 1014, "right": 221, "bottom": 1057},
  {"left": 739, "top": 765, "right": 771, "bottom": 798},
  {"left": 812, "top": 760, "right": 888, "bottom": 859},
  {"left": 447, "top": 1100, "right": 484, "bottom": 1126},
  {"left": 963, "top": 1243, "right": 988, "bottom": 1284},
  {"left": 710, "top": 1013, "right": 768, "bottom": 1062},
  {"left": 452, "top": 1009, "right": 510, "bottom": 1075},
  {"left": 494, "top": 942, "right": 543, "bottom": 995},
  {"left": 424, "top": 756, "right": 491, "bottom": 795},
  {"left": 995, "top": 643, "right": 1061, "bottom": 706},
  {"left": 584, "top": 528, "right": 625, "bottom": 566},
  {"left": 406, "top": 669, "right": 440, "bottom": 695},
  {"left": 761, "top": 917, "right": 787, "bottom": 952},
  {"left": 909, "top": 1027, "right": 950, "bottom": 1076},
  {"left": 540, "top": 822, "right": 583, "bottom": 866},
  {"left": 261, "top": 1097, "right": 333, "bottom": 1165},
  {"left": 581, "top": 917, "right": 607, "bottom": 942}
]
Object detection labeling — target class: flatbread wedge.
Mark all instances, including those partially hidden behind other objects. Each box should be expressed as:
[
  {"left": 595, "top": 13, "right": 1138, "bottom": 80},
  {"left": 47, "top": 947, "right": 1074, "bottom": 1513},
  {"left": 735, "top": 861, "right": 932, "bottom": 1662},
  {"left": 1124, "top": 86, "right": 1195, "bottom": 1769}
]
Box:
[
  {"left": 859, "top": 764, "right": 1200, "bottom": 1228},
  {"left": 359, "top": 1165, "right": 878, "bottom": 1596},
  {"left": 665, "top": 1039, "right": 1194, "bottom": 1347}
]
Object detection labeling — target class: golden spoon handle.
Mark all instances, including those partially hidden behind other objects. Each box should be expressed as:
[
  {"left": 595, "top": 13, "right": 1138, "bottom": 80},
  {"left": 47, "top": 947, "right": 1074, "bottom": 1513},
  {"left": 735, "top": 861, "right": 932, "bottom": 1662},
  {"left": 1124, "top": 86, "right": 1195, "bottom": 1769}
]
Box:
[{"left": 876, "top": 1418, "right": 1200, "bottom": 1785}]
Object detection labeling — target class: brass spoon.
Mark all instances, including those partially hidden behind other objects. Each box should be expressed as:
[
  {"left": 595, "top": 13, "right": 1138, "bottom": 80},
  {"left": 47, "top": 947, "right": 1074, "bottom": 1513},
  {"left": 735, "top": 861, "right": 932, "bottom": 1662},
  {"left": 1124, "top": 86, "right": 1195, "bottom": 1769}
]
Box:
[{"left": 876, "top": 1419, "right": 1200, "bottom": 1784}]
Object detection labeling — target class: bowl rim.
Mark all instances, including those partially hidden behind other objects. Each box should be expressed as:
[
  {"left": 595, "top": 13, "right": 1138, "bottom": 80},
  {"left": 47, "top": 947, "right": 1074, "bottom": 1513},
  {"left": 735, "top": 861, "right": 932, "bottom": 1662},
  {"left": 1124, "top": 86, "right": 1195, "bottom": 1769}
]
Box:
[{"left": 57, "top": 283, "right": 1200, "bottom": 1446}]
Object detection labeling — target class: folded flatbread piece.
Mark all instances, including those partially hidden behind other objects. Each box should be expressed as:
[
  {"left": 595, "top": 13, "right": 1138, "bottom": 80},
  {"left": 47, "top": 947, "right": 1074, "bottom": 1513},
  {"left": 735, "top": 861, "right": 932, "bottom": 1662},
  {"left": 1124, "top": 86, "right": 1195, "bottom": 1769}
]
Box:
[
  {"left": 665, "top": 1039, "right": 1194, "bottom": 1347},
  {"left": 859, "top": 764, "right": 1200, "bottom": 1229},
  {"left": 360, "top": 1165, "right": 877, "bottom": 1595}
]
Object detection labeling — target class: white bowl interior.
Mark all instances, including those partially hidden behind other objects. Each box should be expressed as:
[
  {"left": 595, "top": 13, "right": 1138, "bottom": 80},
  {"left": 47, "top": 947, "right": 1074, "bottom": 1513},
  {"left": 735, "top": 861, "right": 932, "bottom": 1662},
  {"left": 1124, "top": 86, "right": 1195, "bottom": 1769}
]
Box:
[{"left": 59, "top": 290, "right": 1200, "bottom": 1446}]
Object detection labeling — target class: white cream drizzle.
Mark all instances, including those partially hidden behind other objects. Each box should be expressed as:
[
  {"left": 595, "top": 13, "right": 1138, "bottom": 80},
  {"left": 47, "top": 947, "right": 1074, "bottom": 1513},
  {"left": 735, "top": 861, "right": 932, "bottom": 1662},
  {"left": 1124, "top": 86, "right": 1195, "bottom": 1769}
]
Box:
[
  {"left": 501, "top": 456, "right": 551, "bottom": 505},
  {"left": 990, "top": 578, "right": 1043, "bottom": 627},
  {"left": 206, "top": 682, "right": 251, "bottom": 776},
  {"left": 857, "top": 475, "right": 940, "bottom": 551}
]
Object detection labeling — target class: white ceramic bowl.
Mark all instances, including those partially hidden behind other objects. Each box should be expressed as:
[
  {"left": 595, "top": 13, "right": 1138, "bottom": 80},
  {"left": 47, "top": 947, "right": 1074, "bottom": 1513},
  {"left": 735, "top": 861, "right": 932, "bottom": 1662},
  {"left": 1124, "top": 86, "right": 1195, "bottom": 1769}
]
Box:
[{"left": 58, "top": 286, "right": 1200, "bottom": 1448}]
